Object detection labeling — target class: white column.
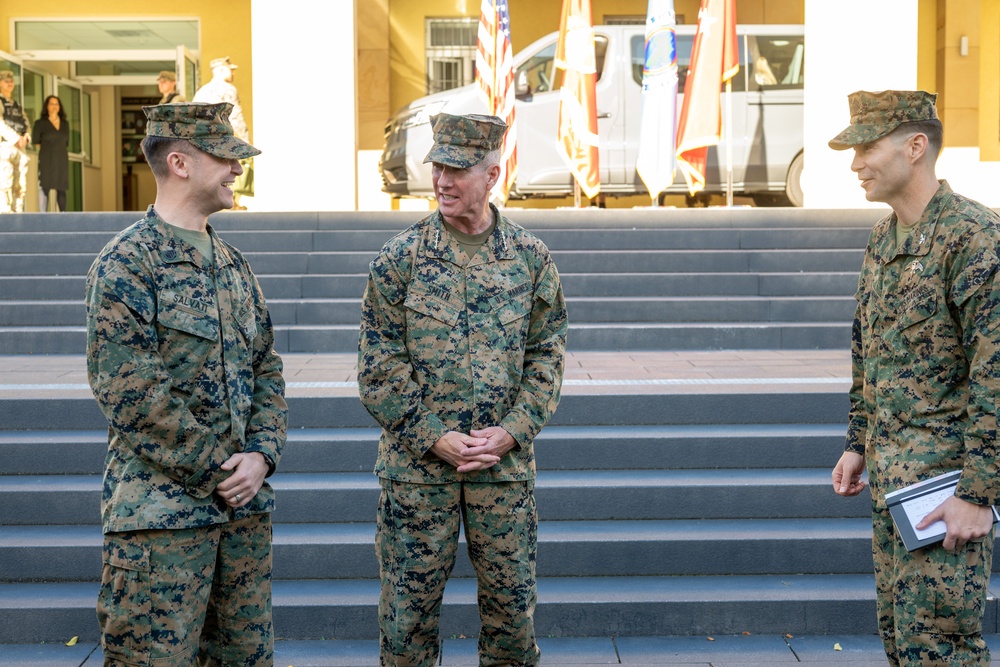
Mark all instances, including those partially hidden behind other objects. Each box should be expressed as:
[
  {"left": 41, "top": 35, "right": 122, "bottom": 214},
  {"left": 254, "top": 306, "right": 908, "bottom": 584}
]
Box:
[
  {"left": 803, "top": 0, "right": 918, "bottom": 208},
  {"left": 250, "top": 1, "right": 357, "bottom": 211}
]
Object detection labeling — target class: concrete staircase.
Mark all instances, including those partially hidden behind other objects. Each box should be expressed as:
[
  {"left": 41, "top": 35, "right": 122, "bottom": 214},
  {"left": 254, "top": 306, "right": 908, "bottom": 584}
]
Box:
[
  {"left": 2, "top": 387, "right": 886, "bottom": 644},
  {"left": 0, "top": 208, "right": 871, "bottom": 355},
  {"left": 1, "top": 208, "right": 936, "bottom": 651}
]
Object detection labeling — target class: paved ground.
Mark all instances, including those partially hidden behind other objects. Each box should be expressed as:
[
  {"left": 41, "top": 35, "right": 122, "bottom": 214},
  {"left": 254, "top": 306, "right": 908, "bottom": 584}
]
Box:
[
  {"left": 0, "top": 632, "right": 915, "bottom": 666},
  {"left": 0, "top": 349, "right": 851, "bottom": 398}
]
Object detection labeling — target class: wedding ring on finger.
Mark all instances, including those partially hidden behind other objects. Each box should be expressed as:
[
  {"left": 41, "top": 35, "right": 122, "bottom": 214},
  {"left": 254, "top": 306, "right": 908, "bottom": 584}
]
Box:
[{"left": 235, "top": 493, "right": 242, "bottom": 502}]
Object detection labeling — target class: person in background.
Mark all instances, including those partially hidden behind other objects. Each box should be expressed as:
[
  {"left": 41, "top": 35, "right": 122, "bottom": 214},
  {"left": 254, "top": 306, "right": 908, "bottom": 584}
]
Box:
[
  {"left": 156, "top": 70, "right": 186, "bottom": 104},
  {"left": 358, "top": 112, "right": 568, "bottom": 667},
  {"left": 830, "top": 90, "right": 1000, "bottom": 666},
  {"left": 32, "top": 95, "right": 69, "bottom": 212},
  {"left": 0, "top": 69, "right": 30, "bottom": 214},
  {"left": 194, "top": 57, "right": 251, "bottom": 209},
  {"left": 86, "top": 102, "right": 286, "bottom": 666}
]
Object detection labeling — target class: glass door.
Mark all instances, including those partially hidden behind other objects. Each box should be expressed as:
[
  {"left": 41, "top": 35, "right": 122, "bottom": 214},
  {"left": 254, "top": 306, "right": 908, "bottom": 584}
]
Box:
[
  {"left": 177, "top": 45, "right": 199, "bottom": 102},
  {"left": 56, "top": 78, "right": 85, "bottom": 211}
]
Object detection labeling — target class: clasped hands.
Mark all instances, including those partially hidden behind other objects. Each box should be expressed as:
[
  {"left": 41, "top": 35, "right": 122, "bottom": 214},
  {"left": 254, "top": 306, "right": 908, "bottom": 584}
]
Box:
[
  {"left": 214, "top": 451, "right": 269, "bottom": 508},
  {"left": 431, "top": 426, "right": 516, "bottom": 472}
]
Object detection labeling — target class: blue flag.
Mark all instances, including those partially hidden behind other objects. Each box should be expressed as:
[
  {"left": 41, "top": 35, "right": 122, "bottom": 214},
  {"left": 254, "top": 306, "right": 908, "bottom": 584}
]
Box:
[{"left": 635, "top": 0, "right": 678, "bottom": 199}]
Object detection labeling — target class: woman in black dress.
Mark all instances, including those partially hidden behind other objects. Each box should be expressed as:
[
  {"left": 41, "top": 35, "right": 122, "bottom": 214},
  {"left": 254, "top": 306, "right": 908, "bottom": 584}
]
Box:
[{"left": 32, "top": 95, "right": 69, "bottom": 212}]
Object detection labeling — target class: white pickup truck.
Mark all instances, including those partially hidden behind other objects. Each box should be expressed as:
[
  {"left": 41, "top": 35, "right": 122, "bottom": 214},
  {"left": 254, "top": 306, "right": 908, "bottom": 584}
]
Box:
[{"left": 379, "top": 23, "right": 804, "bottom": 206}]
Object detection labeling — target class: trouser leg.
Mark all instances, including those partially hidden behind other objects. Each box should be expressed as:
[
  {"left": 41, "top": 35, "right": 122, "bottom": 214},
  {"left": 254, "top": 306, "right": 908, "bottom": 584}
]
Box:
[
  {"left": 98, "top": 525, "right": 220, "bottom": 666},
  {"left": 0, "top": 145, "right": 14, "bottom": 213},
  {"left": 873, "top": 508, "right": 993, "bottom": 666},
  {"left": 197, "top": 513, "right": 273, "bottom": 667},
  {"left": 11, "top": 149, "right": 27, "bottom": 212},
  {"left": 463, "top": 481, "right": 539, "bottom": 667},
  {"left": 377, "top": 480, "right": 461, "bottom": 667},
  {"left": 56, "top": 189, "right": 66, "bottom": 211}
]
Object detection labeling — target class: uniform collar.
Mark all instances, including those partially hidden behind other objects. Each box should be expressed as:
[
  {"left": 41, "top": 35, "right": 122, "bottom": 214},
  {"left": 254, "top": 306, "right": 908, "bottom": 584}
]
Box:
[
  {"left": 872, "top": 180, "right": 952, "bottom": 264},
  {"left": 145, "top": 205, "right": 234, "bottom": 269},
  {"left": 425, "top": 204, "right": 515, "bottom": 266}
]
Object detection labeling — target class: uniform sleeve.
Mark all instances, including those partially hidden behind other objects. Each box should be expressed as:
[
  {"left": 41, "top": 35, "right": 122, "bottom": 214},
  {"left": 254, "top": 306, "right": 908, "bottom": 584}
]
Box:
[
  {"left": 951, "top": 245, "right": 1000, "bottom": 506},
  {"left": 500, "top": 258, "right": 568, "bottom": 446},
  {"left": 844, "top": 297, "right": 869, "bottom": 456},
  {"left": 85, "top": 252, "right": 231, "bottom": 498},
  {"left": 358, "top": 251, "right": 449, "bottom": 458},
  {"left": 242, "top": 269, "right": 287, "bottom": 475}
]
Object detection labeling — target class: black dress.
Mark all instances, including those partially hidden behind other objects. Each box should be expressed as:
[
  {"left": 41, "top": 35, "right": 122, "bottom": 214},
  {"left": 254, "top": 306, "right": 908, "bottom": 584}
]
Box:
[{"left": 32, "top": 117, "right": 70, "bottom": 192}]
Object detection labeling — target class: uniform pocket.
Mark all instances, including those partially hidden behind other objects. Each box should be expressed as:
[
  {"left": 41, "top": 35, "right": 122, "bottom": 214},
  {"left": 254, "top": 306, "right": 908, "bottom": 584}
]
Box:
[
  {"left": 916, "top": 538, "right": 991, "bottom": 636},
  {"left": 98, "top": 535, "right": 152, "bottom": 664},
  {"left": 158, "top": 290, "right": 219, "bottom": 341}
]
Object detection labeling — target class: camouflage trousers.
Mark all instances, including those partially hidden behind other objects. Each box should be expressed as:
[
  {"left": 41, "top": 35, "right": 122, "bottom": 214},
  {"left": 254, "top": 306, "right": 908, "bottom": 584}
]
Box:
[
  {"left": 0, "top": 142, "right": 28, "bottom": 213},
  {"left": 377, "top": 479, "right": 540, "bottom": 667},
  {"left": 97, "top": 513, "right": 273, "bottom": 667},
  {"left": 872, "top": 508, "right": 993, "bottom": 666}
]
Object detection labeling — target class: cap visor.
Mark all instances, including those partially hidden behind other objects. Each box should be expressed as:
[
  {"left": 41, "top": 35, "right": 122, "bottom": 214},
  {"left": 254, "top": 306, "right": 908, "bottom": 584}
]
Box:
[{"left": 193, "top": 136, "right": 261, "bottom": 160}]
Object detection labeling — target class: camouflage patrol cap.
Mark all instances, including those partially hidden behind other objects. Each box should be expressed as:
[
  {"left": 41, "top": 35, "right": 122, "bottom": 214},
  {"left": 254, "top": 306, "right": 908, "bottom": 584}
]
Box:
[
  {"left": 0, "top": 70, "right": 13, "bottom": 82},
  {"left": 423, "top": 113, "right": 507, "bottom": 168},
  {"left": 829, "top": 90, "right": 938, "bottom": 150},
  {"left": 142, "top": 102, "right": 260, "bottom": 159}
]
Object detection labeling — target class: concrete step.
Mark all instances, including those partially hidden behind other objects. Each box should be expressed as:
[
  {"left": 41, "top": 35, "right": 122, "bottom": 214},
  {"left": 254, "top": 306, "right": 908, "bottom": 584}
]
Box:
[
  {"left": 0, "top": 574, "right": 887, "bottom": 643},
  {"left": 0, "top": 320, "right": 854, "bottom": 354},
  {"left": 0, "top": 225, "right": 873, "bottom": 254},
  {"left": 0, "top": 423, "right": 848, "bottom": 476},
  {"left": 0, "top": 518, "right": 876, "bottom": 583},
  {"left": 0, "top": 469, "right": 871, "bottom": 526},
  {"left": 0, "top": 295, "right": 856, "bottom": 328},
  {"left": 1, "top": 247, "right": 865, "bottom": 277},
  {"left": 0, "top": 271, "right": 859, "bottom": 301},
  {"left": 0, "top": 391, "right": 848, "bottom": 431},
  {"left": 0, "top": 207, "right": 883, "bottom": 233}
]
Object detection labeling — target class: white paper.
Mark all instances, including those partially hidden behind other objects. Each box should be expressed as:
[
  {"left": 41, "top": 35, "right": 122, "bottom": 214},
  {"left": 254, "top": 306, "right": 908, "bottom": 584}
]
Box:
[{"left": 901, "top": 487, "right": 952, "bottom": 540}]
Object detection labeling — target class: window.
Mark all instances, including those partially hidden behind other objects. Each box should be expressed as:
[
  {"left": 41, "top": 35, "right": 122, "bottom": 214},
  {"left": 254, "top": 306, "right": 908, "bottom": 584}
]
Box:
[
  {"left": 751, "top": 36, "right": 805, "bottom": 89},
  {"left": 516, "top": 36, "right": 610, "bottom": 98},
  {"left": 630, "top": 33, "right": 746, "bottom": 92},
  {"left": 425, "top": 18, "right": 478, "bottom": 94}
]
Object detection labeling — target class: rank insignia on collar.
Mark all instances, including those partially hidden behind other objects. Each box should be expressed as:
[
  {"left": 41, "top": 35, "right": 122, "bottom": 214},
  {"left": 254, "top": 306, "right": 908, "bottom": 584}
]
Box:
[
  {"left": 919, "top": 233, "right": 926, "bottom": 245},
  {"left": 910, "top": 261, "right": 923, "bottom": 274}
]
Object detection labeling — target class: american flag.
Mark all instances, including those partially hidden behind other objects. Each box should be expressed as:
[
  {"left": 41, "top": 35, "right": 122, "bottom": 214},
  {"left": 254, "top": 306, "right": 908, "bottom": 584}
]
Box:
[{"left": 476, "top": 0, "right": 518, "bottom": 203}]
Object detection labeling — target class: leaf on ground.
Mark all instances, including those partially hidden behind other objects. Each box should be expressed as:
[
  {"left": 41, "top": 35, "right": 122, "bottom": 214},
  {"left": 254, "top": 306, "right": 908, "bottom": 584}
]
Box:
[
  {"left": 65, "top": 636, "right": 78, "bottom": 646},
  {"left": 741, "top": 631, "right": 751, "bottom": 636},
  {"left": 834, "top": 643, "right": 843, "bottom": 651},
  {"left": 706, "top": 636, "right": 715, "bottom": 641}
]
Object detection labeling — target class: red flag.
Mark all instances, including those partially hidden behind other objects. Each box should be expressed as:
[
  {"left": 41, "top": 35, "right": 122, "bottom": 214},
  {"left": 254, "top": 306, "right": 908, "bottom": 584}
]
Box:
[
  {"left": 674, "top": 0, "right": 738, "bottom": 195},
  {"left": 555, "top": 0, "right": 600, "bottom": 199},
  {"left": 476, "top": 0, "right": 518, "bottom": 202}
]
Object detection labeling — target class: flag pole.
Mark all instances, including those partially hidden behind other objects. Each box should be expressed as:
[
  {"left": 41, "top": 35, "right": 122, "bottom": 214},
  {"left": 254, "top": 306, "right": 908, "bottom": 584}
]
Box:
[{"left": 725, "top": 78, "right": 733, "bottom": 207}]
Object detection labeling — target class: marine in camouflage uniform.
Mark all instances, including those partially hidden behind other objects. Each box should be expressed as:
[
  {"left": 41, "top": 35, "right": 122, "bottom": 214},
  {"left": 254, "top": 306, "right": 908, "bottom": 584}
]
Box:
[
  {"left": 0, "top": 69, "right": 30, "bottom": 213},
  {"left": 830, "top": 91, "right": 1000, "bottom": 666},
  {"left": 86, "top": 102, "right": 286, "bottom": 667},
  {"left": 359, "top": 113, "right": 568, "bottom": 667}
]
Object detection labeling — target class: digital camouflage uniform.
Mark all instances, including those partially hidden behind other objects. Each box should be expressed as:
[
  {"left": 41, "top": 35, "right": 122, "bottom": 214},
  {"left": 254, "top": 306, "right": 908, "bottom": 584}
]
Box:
[
  {"left": 359, "top": 113, "right": 568, "bottom": 667},
  {"left": 0, "top": 70, "right": 30, "bottom": 214},
  {"left": 86, "top": 102, "right": 286, "bottom": 667},
  {"left": 833, "top": 91, "right": 1000, "bottom": 667}
]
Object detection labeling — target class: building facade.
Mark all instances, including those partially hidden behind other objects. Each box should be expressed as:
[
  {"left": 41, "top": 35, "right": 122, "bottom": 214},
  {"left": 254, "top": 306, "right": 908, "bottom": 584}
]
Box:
[{"left": 0, "top": 0, "right": 995, "bottom": 211}]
